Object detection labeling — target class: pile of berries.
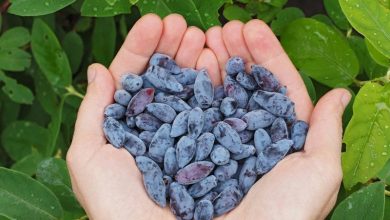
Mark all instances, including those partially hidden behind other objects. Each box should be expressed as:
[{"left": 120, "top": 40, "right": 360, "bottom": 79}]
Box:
[{"left": 103, "top": 53, "right": 308, "bottom": 220}]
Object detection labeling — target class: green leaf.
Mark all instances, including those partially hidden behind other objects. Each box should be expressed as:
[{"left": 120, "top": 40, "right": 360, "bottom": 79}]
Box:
[
  {"left": 75, "top": 17, "right": 92, "bottom": 32},
  {"left": 0, "top": 215, "right": 11, "bottom": 220},
  {"left": 311, "top": 14, "right": 334, "bottom": 26},
  {"left": 281, "top": 18, "right": 359, "bottom": 88},
  {"left": 365, "top": 38, "right": 390, "bottom": 67},
  {"left": 0, "top": 71, "right": 34, "bottom": 104},
  {"left": 377, "top": 159, "right": 390, "bottom": 184},
  {"left": 342, "top": 83, "right": 390, "bottom": 189},
  {"left": 245, "top": 1, "right": 271, "bottom": 15},
  {"left": 23, "top": 100, "right": 51, "bottom": 126},
  {"left": 81, "top": 0, "right": 130, "bottom": 17},
  {"left": 30, "top": 64, "right": 59, "bottom": 116},
  {"left": 47, "top": 94, "right": 70, "bottom": 156},
  {"left": 119, "top": 15, "right": 129, "bottom": 40},
  {"left": 331, "top": 182, "right": 385, "bottom": 220},
  {"left": 324, "top": 0, "right": 350, "bottom": 30},
  {"left": 62, "top": 31, "right": 84, "bottom": 74},
  {"left": 342, "top": 88, "right": 355, "bottom": 128},
  {"left": 385, "top": 196, "right": 390, "bottom": 220},
  {"left": 265, "top": 0, "right": 287, "bottom": 8},
  {"left": 379, "top": 0, "right": 390, "bottom": 8},
  {"left": 299, "top": 71, "right": 316, "bottom": 103},
  {"left": 0, "top": 168, "right": 63, "bottom": 219},
  {"left": 271, "top": 7, "right": 304, "bottom": 36},
  {"left": 92, "top": 17, "right": 116, "bottom": 67},
  {"left": 137, "top": 0, "right": 227, "bottom": 30},
  {"left": 223, "top": 5, "right": 252, "bottom": 22},
  {"left": 37, "top": 158, "right": 84, "bottom": 214},
  {"left": 1, "top": 120, "right": 50, "bottom": 161},
  {"left": 339, "top": 0, "right": 390, "bottom": 59},
  {"left": 8, "top": 0, "right": 76, "bottom": 16},
  {"left": 348, "top": 36, "right": 387, "bottom": 79},
  {"left": 31, "top": 19, "right": 72, "bottom": 88},
  {"left": 0, "top": 27, "right": 30, "bottom": 48},
  {"left": 0, "top": 92, "right": 20, "bottom": 130},
  {"left": 256, "top": 5, "right": 280, "bottom": 23},
  {"left": 0, "top": 48, "right": 31, "bottom": 71},
  {"left": 11, "top": 149, "right": 43, "bottom": 176}
]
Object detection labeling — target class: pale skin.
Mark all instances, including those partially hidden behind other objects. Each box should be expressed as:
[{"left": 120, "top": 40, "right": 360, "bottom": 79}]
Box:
[{"left": 66, "top": 14, "right": 352, "bottom": 220}]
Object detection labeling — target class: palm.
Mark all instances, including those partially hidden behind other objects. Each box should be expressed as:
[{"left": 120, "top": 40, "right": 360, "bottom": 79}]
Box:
[{"left": 68, "top": 14, "right": 346, "bottom": 220}]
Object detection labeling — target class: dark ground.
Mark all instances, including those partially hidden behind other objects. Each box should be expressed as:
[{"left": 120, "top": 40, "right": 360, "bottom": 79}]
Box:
[{"left": 286, "top": 0, "right": 325, "bottom": 16}]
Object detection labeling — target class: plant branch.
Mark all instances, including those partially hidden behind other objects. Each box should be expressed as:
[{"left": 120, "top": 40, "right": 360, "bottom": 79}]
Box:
[
  {"left": 386, "top": 189, "right": 390, "bottom": 196},
  {"left": 77, "top": 215, "right": 88, "bottom": 220},
  {"left": 65, "top": 85, "right": 85, "bottom": 99},
  {"left": 346, "top": 28, "right": 353, "bottom": 38},
  {"left": 354, "top": 68, "right": 390, "bottom": 86}
]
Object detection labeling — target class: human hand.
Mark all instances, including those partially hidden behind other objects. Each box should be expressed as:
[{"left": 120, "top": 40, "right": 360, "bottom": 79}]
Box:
[
  {"left": 67, "top": 14, "right": 351, "bottom": 220},
  {"left": 66, "top": 14, "right": 222, "bottom": 220},
  {"left": 204, "top": 20, "right": 351, "bottom": 219}
]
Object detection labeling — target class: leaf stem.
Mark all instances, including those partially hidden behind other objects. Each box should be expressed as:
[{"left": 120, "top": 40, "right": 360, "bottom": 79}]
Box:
[
  {"left": 77, "top": 215, "right": 88, "bottom": 220},
  {"left": 48, "top": 93, "right": 71, "bottom": 156},
  {"left": 354, "top": 69, "right": 390, "bottom": 86},
  {"left": 346, "top": 28, "right": 353, "bottom": 38},
  {"left": 65, "top": 85, "right": 85, "bottom": 99},
  {"left": 386, "top": 189, "right": 390, "bottom": 196}
]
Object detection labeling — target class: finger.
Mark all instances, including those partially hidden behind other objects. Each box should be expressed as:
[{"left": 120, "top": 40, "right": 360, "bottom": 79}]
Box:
[
  {"left": 175, "top": 26, "right": 206, "bottom": 68},
  {"left": 304, "top": 89, "right": 351, "bottom": 157},
  {"left": 109, "top": 14, "right": 163, "bottom": 84},
  {"left": 206, "top": 26, "right": 230, "bottom": 80},
  {"left": 70, "top": 64, "right": 115, "bottom": 155},
  {"left": 196, "top": 48, "right": 222, "bottom": 86},
  {"left": 155, "top": 14, "right": 187, "bottom": 57},
  {"left": 243, "top": 19, "right": 313, "bottom": 121},
  {"left": 222, "top": 21, "right": 254, "bottom": 68}
]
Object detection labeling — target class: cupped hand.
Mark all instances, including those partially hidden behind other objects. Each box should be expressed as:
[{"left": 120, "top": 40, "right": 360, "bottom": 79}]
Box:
[
  {"left": 66, "top": 14, "right": 215, "bottom": 220},
  {"left": 205, "top": 20, "right": 351, "bottom": 219},
  {"left": 67, "top": 14, "right": 351, "bottom": 220}
]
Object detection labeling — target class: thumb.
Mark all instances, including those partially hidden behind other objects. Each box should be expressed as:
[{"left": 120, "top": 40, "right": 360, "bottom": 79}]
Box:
[
  {"left": 70, "top": 63, "right": 115, "bottom": 154},
  {"left": 304, "top": 88, "right": 351, "bottom": 158}
]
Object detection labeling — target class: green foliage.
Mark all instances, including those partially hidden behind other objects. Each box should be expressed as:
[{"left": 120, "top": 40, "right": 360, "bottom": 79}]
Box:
[
  {"left": 324, "top": 0, "right": 350, "bottom": 30},
  {"left": 8, "top": 0, "right": 76, "bottom": 16},
  {"left": 0, "top": 27, "right": 31, "bottom": 71},
  {"left": 0, "top": 0, "right": 389, "bottom": 219},
  {"left": 365, "top": 39, "right": 390, "bottom": 68},
  {"left": 81, "top": 0, "right": 131, "bottom": 17},
  {"left": 342, "top": 83, "right": 390, "bottom": 189},
  {"left": 377, "top": 159, "right": 390, "bottom": 184},
  {"left": 281, "top": 18, "right": 359, "bottom": 88},
  {"left": 0, "top": 71, "right": 34, "bottom": 104},
  {"left": 137, "top": 0, "right": 228, "bottom": 30},
  {"left": 36, "top": 158, "right": 84, "bottom": 216},
  {"left": 271, "top": 7, "right": 304, "bottom": 36},
  {"left": 0, "top": 168, "right": 63, "bottom": 219},
  {"left": 339, "top": 0, "right": 390, "bottom": 59},
  {"left": 31, "top": 19, "right": 72, "bottom": 88},
  {"left": 62, "top": 31, "right": 84, "bottom": 74},
  {"left": 331, "top": 182, "right": 385, "bottom": 220},
  {"left": 92, "top": 17, "right": 116, "bottom": 67},
  {"left": 348, "top": 36, "right": 387, "bottom": 79},
  {"left": 223, "top": 4, "right": 252, "bottom": 22}
]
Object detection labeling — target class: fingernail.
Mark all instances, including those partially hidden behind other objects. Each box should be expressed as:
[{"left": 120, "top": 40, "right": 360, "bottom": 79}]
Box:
[
  {"left": 87, "top": 65, "right": 97, "bottom": 84},
  {"left": 341, "top": 90, "right": 352, "bottom": 108}
]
